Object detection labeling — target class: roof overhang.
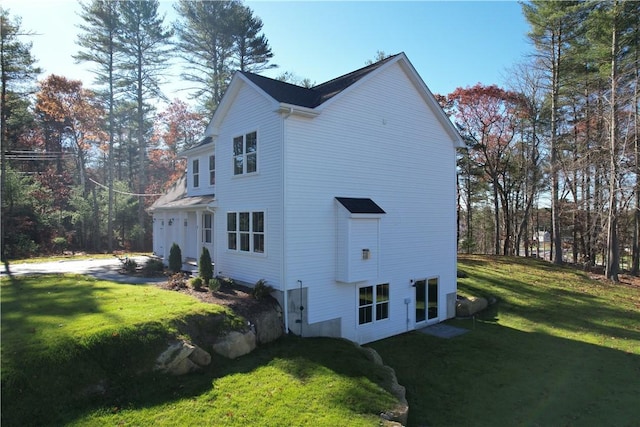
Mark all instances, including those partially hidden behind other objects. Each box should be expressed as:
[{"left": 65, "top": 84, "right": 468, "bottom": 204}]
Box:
[
  {"left": 276, "top": 103, "right": 320, "bottom": 118},
  {"left": 149, "top": 195, "right": 216, "bottom": 212}
]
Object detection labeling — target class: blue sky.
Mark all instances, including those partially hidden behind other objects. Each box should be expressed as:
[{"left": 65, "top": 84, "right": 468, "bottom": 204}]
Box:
[{"left": 3, "top": 0, "right": 533, "bottom": 101}]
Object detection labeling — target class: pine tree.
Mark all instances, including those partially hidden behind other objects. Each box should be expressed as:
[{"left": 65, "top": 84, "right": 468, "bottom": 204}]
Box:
[
  {"left": 173, "top": 0, "right": 275, "bottom": 112},
  {"left": 0, "top": 8, "right": 41, "bottom": 262},
  {"left": 117, "top": 0, "right": 173, "bottom": 251},
  {"left": 75, "top": 0, "right": 120, "bottom": 252}
]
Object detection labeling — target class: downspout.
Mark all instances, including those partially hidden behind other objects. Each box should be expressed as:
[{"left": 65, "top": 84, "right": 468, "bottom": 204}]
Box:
[{"left": 282, "top": 107, "right": 293, "bottom": 334}]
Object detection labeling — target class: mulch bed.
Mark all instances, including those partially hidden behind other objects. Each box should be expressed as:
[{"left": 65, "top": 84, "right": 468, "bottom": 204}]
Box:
[{"left": 155, "top": 278, "right": 275, "bottom": 324}]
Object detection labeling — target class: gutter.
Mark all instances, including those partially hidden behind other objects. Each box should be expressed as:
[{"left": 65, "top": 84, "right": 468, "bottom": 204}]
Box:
[{"left": 276, "top": 103, "right": 320, "bottom": 119}]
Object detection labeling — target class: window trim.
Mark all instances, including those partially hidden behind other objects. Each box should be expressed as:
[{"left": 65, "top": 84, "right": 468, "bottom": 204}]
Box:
[
  {"left": 358, "top": 283, "right": 390, "bottom": 325},
  {"left": 226, "top": 210, "right": 266, "bottom": 255},
  {"left": 232, "top": 131, "right": 258, "bottom": 176}
]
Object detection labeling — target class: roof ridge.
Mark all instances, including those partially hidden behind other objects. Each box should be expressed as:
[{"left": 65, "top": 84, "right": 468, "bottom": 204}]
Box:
[
  {"left": 239, "top": 52, "right": 403, "bottom": 108},
  {"left": 313, "top": 53, "right": 402, "bottom": 90}
]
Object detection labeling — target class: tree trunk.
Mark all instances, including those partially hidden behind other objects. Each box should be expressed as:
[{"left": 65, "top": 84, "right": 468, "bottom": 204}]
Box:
[
  {"left": 605, "top": 2, "right": 620, "bottom": 281},
  {"left": 493, "top": 178, "right": 500, "bottom": 255}
]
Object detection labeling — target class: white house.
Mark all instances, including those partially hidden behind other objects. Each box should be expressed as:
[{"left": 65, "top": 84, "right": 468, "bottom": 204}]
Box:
[{"left": 149, "top": 53, "right": 465, "bottom": 344}]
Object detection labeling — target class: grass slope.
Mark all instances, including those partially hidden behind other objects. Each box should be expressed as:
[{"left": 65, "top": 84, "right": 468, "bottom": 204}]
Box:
[
  {"left": 370, "top": 255, "right": 640, "bottom": 426},
  {"left": 1, "top": 274, "right": 397, "bottom": 427}
]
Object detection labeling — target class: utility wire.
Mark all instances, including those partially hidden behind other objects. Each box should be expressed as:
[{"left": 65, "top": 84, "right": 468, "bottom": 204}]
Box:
[{"left": 89, "top": 178, "right": 165, "bottom": 197}]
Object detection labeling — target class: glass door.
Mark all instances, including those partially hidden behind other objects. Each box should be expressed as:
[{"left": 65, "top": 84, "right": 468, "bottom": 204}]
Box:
[
  {"left": 415, "top": 279, "right": 426, "bottom": 323},
  {"left": 415, "top": 278, "right": 439, "bottom": 325},
  {"left": 428, "top": 278, "right": 439, "bottom": 320}
]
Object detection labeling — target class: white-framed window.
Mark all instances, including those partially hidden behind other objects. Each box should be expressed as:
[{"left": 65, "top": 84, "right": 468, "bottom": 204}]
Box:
[
  {"left": 233, "top": 131, "right": 257, "bottom": 175},
  {"left": 227, "top": 211, "right": 264, "bottom": 253},
  {"left": 358, "top": 283, "right": 389, "bottom": 325},
  {"left": 209, "top": 155, "right": 215, "bottom": 185},
  {"left": 192, "top": 159, "right": 200, "bottom": 188},
  {"left": 202, "top": 213, "right": 212, "bottom": 243}
]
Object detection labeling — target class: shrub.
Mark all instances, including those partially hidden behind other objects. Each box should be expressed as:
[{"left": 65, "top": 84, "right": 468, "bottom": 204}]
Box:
[
  {"left": 122, "top": 258, "right": 138, "bottom": 274},
  {"left": 167, "top": 273, "right": 188, "bottom": 290},
  {"left": 190, "top": 277, "right": 203, "bottom": 290},
  {"left": 199, "top": 247, "right": 213, "bottom": 283},
  {"left": 143, "top": 258, "right": 165, "bottom": 275},
  {"left": 168, "top": 243, "right": 182, "bottom": 273},
  {"left": 208, "top": 277, "right": 221, "bottom": 292},
  {"left": 51, "top": 236, "right": 68, "bottom": 254},
  {"left": 252, "top": 279, "right": 274, "bottom": 300}
]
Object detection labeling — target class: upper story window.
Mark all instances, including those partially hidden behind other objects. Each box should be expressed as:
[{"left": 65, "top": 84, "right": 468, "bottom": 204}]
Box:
[
  {"left": 209, "top": 155, "right": 215, "bottom": 185},
  {"left": 192, "top": 159, "right": 200, "bottom": 188},
  {"left": 233, "top": 131, "right": 257, "bottom": 175}
]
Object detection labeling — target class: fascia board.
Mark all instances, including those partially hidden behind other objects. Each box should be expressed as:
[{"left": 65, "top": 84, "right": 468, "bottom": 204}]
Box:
[{"left": 276, "top": 103, "right": 320, "bottom": 118}]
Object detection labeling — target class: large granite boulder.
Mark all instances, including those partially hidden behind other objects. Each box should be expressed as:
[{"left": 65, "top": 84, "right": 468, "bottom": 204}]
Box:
[
  {"left": 456, "top": 296, "right": 488, "bottom": 317},
  {"left": 253, "top": 302, "right": 284, "bottom": 345},
  {"left": 362, "top": 346, "right": 409, "bottom": 426},
  {"left": 212, "top": 330, "right": 257, "bottom": 359},
  {"left": 155, "top": 340, "right": 212, "bottom": 375}
]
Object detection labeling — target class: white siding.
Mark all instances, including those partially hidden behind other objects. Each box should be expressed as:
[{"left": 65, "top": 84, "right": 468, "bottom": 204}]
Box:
[
  {"left": 213, "top": 83, "right": 284, "bottom": 289},
  {"left": 283, "top": 61, "right": 458, "bottom": 343}
]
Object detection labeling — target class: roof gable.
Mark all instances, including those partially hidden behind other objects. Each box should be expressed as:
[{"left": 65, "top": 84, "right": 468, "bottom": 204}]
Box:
[{"left": 205, "top": 52, "right": 464, "bottom": 148}]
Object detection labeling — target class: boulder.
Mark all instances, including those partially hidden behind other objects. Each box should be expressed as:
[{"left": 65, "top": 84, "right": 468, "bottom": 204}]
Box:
[
  {"left": 456, "top": 296, "right": 488, "bottom": 317},
  {"left": 154, "top": 340, "right": 211, "bottom": 375},
  {"left": 253, "top": 302, "right": 284, "bottom": 345},
  {"left": 364, "top": 346, "right": 409, "bottom": 426},
  {"left": 212, "top": 330, "right": 256, "bottom": 359}
]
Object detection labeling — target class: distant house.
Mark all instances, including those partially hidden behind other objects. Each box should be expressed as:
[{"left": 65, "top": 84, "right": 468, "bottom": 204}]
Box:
[{"left": 149, "top": 53, "right": 465, "bottom": 344}]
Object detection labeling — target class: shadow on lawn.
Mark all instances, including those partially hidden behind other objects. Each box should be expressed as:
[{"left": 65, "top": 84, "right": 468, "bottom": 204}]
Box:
[
  {"left": 2, "top": 273, "right": 398, "bottom": 426},
  {"left": 458, "top": 261, "right": 640, "bottom": 345},
  {"left": 32, "top": 336, "right": 395, "bottom": 427},
  {"left": 370, "top": 316, "right": 640, "bottom": 427}
]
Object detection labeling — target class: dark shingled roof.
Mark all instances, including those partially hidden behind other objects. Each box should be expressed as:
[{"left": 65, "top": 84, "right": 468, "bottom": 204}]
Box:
[
  {"left": 149, "top": 175, "right": 215, "bottom": 211},
  {"left": 241, "top": 53, "right": 401, "bottom": 108},
  {"left": 336, "top": 197, "right": 386, "bottom": 214}
]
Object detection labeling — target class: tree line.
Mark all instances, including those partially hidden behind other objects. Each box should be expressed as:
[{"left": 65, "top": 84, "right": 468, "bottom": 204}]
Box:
[
  {"left": 443, "top": 1, "right": 639, "bottom": 281},
  {"left": 1, "top": 0, "right": 274, "bottom": 259}
]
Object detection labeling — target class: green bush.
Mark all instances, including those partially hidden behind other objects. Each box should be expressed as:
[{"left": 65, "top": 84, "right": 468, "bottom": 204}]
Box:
[
  {"left": 168, "top": 243, "right": 182, "bottom": 273},
  {"left": 208, "top": 277, "right": 221, "bottom": 292},
  {"left": 143, "top": 258, "right": 165, "bottom": 275},
  {"left": 199, "top": 247, "right": 213, "bottom": 283},
  {"left": 51, "top": 236, "right": 68, "bottom": 254},
  {"left": 190, "top": 277, "right": 203, "bottom": 290},
  {"left": 122, "top": 258, "right": 138, "bottom": 274},
  {"left": 252, "top": 279, "right": 274, "bottom": 300}
]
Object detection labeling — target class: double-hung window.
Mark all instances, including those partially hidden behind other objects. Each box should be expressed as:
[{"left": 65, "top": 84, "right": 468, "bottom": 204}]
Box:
[
  {"left": 358, "top": 284, "right": 389, "bottom": 325},
  {"left": 209, "top": 155, "right": 215, "bottom": 185},
  {"left": 192, "top": 159, "right": 200, "bottom": 188},
  {"left": 202, "top": 213, "right": 212, "bottom": 243},
  {"left": 233, "top": 131, "right": 257, "bottom": 175},
  {"left": 227, "top": 211, "right": 265, "bottom": 253}
]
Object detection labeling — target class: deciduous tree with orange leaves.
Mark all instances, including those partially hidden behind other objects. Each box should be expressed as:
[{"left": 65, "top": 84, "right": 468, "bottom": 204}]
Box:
[{"left": 35, "top": 74, "right": 107, "bottom": 192}]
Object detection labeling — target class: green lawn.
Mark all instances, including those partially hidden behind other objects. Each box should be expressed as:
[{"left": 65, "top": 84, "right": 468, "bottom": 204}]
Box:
[
  {"left": 369, "top": 255, "right": 640, "bottom": 426},
  {"left": 0, "top": 274, "right": 397, "bottom": 427},
  {"left": 3, "top": 256, "right": 639, "bottom": 426}
]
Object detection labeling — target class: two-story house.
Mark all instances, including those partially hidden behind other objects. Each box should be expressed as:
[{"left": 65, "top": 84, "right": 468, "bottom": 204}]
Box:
[{"left": 149, "top": 53, "right": 465, "bottom": 344}]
